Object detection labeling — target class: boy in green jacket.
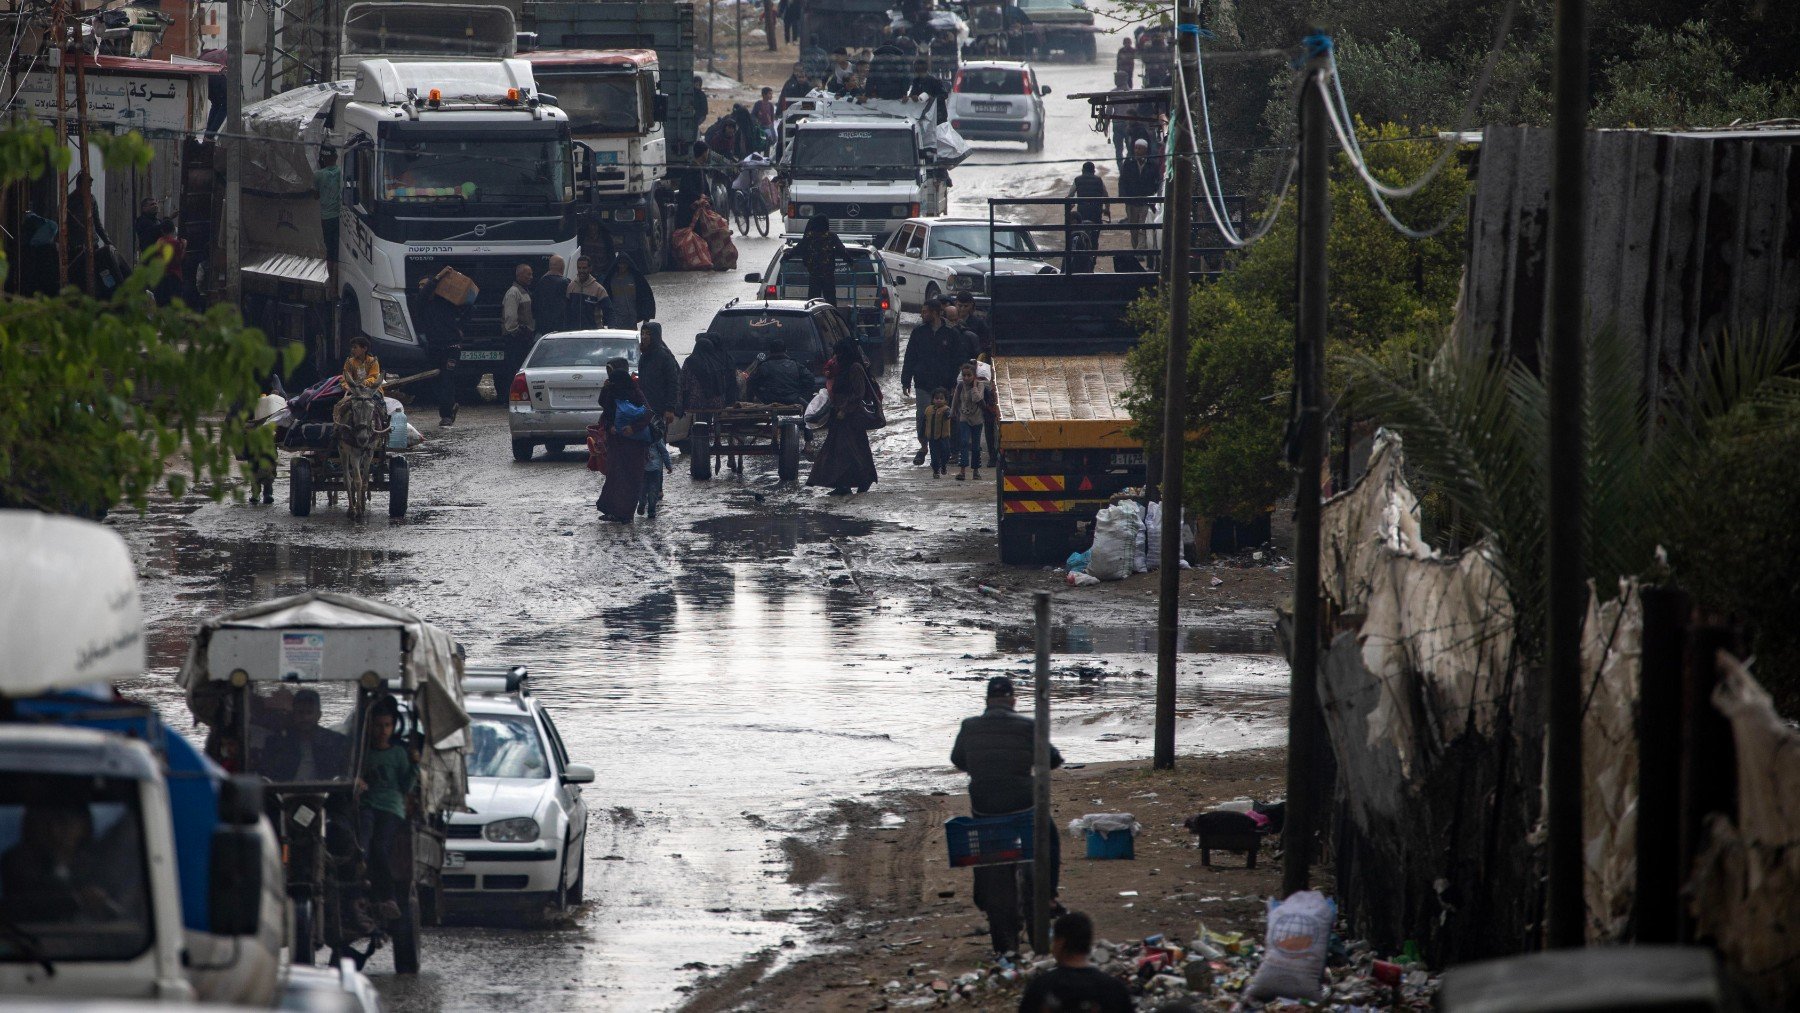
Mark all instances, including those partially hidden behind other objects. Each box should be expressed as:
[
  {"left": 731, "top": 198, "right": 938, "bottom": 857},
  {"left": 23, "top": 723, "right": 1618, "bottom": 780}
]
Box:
[{"left": 358, "top": 697, "right": 416, "bottom": 921}]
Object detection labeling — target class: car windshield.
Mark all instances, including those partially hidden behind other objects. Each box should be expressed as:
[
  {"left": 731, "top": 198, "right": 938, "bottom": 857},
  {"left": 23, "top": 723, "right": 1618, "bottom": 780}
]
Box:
[
  {"left": 467, "top": 714, "right": 550, "bottom": 779},
  {"left": 534, "top": 72, "right": 641, "bottom": 134},
  {"left": 0, "top": 776, "right": 153, "bottom": 962},
  {"left": 928, "top": 226, "right": 1037, "bottom": 259},
  {"left": 528, "top": 334, "right": 639, "bottom": 368},
  {"left": 959, "top": 69, "right": 1028, "bottom": 95},
  {"left": 708, "top": 312, "right": 816, "bottom": 362},
  {"left": 378, "top": 131, "right": 571, "bottom": 204},
  {"left": 238, "top": 681, "right": 361, "bottom": 785},
  {"left": 791, "top": 128, "right": 915, "bottom": 176}
]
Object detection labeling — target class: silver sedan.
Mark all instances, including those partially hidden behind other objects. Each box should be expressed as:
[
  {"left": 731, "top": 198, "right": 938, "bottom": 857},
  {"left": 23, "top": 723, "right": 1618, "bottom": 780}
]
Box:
[{"left": 507, "top": 330, "right": 639, "bottom": 462}]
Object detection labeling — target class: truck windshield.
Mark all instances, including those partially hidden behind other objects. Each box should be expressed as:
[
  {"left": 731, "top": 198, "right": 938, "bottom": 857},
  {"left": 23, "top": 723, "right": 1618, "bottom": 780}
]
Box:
[
  {"left": 791, "top": 128, "right": 915, "bottom": 176},
  {"left": 538, "top": 74, "right": 642, "bottom": 134},
  {"left": 239, "top": 681, "right": 362, "bottom": 785},
  {"left": 928, "top": 225, "right": 1036, "bottom": 259},
  {"left": 379, "top": 133, "right": 571, "bottom": 204},
  {"left": 0, "top": 776, "right": 152, "bottom": 962},
  {"left": 467, "top": 715, "right": 550, "bottom": 780}
]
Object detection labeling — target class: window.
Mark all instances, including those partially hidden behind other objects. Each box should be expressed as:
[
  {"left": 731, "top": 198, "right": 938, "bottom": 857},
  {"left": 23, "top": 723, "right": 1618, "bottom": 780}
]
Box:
[
  {"left": 791, "top": 128, "right": 916, "bottom": 176},
  {"left": 534, "top": 72, "right": 642, "bottom": 134},
  {"left": 527, "top": 335, "right": 639, "bottom": 368},
  {"left": 958, "top": 68, "right": 1029, "bottom": 95},
  {"left": 466, "top": 714, "right": 551, "bottom": 780},
  {"left": 538, "top": 710, "right": 572, "bottom": 772},
  {"left": 708, "top": 312, "right": 817, "bottom": 364},
  {"left": 378, "top": 129, "right": 573, "bottom": 204},
  {"left": 928, "top": 225, "right": 1037, "bottom": 259},
  {"left": 0, "top": 776, "right": 153, "bottom": 962}
]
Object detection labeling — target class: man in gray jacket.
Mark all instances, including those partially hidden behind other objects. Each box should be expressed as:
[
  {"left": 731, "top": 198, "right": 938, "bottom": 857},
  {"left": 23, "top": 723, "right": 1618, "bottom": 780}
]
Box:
[{"left": 950, "top": 676, "right": 1063, "bottom": 956}]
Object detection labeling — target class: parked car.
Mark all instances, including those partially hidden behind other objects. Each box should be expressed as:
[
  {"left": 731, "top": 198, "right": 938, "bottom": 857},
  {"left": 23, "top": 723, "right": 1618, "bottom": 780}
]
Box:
[
  {"left": 745, "top": 242, "right": 901, "bottom": 369},
  {"left": 948, "top": 61, "right": 1050, "bottom": 151},
  {"left": 278, "top": 962, "right": 384, "bottom": 1013},
  {"left": 705, "top": 297, "right": 845, "bottom": 384},
  {"left": 880, "top": 216, "right": 1058, "bottom": 310},
  {"left": 442, "top": 667, "right": 593, "bottom": 916},
  {"left": 507, "top": 329, "right": 641, "bottom": 463}
]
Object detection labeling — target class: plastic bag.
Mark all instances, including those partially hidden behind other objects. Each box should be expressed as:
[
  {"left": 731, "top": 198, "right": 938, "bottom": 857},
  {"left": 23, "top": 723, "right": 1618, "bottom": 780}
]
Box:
[
  {"left": 1065, "top": 549, "right": 1091, "bottom": 573},
  {"left": 1067, "top": 813, "right": 1141, "bottom": 838},
  {"left": 1088, "top": 502, "right": 1143, "bottom": 581},
  {"left": 671, "top": 227, "right": 713, "bottom": 271},
  {"left": 1246, "top": 890, "right": 1334, "bottom": 1001},
  {"left": 803, "top": 389, "right": 831, "bottom": 430},
  {"left": 1066, "top": 571, "right": 1100, "bottom": 587}
]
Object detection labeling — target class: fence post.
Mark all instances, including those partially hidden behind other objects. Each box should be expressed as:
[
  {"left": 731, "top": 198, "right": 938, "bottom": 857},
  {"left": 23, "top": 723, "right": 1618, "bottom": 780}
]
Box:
[
  {"left": 1633, "top": 585, "right": 1688, "bottom": 943},
  {"left": 1031, "top": 591, "right": 1053, "bottom": 954}
]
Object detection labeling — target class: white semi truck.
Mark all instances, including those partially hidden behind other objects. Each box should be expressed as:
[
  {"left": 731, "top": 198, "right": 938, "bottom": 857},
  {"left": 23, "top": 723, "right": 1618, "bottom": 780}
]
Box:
[
  {"left": 777, "top": 94, "right": 968, "bottom": 242},
  {"left": 240, "top": 3, "right": 581, "bottom": 396}
]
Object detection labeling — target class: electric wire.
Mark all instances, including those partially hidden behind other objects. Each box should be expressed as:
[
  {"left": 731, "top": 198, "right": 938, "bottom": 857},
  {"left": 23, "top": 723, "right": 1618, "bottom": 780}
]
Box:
[
  {"left": 1313, "top": 73, "right": 1469, "bottom": 239},
  {"left": 1172, "top": 44, "right": 1297, "bottom": 249}
]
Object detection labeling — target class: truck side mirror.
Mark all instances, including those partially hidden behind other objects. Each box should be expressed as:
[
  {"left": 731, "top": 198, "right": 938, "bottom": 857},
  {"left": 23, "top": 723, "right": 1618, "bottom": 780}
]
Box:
[
  {"left": 217, "top": 775, "right": 264, "bottom": 825},
  {"left": 208, "top": 825, "right": 265, "bottom": 936},
  {"left": 653, "top": 93, "right": 670, "bottom": 124}
]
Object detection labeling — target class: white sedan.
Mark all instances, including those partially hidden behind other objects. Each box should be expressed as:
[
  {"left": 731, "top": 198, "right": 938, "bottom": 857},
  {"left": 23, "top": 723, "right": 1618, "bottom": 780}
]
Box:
[
  {"left": 441, "top": 668, "right": 592, "bottom": 917},
  {"left": 880, "top": 217, "right": 1056, "bottom": 311},
  {"left": 506, "top": 330, "right": 639, "bottom": 463}
]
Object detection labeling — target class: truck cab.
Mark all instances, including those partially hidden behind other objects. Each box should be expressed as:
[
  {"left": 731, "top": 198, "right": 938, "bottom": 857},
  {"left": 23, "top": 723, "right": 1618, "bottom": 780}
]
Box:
[
  {"left": 523, "top": 49, "right": 670, "bottom": 273},
  {"left": 778, "top": 97, "right": 958, "bottom": 242}
]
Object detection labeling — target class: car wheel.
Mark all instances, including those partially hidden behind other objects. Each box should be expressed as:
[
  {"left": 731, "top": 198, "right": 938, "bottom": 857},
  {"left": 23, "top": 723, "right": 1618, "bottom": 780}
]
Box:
[
  {"left": 924, "top": 282, "right": 941, "bottom": 305},
  {"left": 564, "top": 852, "right": 585, "bottom": 907},
  {"left": 511, "top": 439, "right": 535, "bottom": 463},
  {"left": 1028, "top": 128, "right": 1044, "bottom": 153}
]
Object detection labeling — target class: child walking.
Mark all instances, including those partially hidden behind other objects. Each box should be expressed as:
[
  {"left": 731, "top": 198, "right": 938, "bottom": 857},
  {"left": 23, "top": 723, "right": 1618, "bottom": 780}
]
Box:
[
  {"left": 950, "top": 362, "right": 994, "bottom": 481},
  {"left": 639, "top": 428, "right": 674, "bottom": 518},
  {"left": 925, "top": 388, "right": 952, "bottom": 477}
]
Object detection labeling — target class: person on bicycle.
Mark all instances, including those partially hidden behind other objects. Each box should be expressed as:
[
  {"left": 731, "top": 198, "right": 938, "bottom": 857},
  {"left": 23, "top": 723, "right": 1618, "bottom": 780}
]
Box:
[
  {"left": 732, "top": 152, "right": 773, "bottom": 219},
  {"left": 950, "top": 676, "right": 1064, "bottom": 957}
]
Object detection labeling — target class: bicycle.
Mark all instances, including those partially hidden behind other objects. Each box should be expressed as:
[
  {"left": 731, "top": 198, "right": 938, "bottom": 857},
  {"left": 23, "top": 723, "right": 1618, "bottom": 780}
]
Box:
[{"left": 731, "top": 155, "right": 776, "bottom": 237}]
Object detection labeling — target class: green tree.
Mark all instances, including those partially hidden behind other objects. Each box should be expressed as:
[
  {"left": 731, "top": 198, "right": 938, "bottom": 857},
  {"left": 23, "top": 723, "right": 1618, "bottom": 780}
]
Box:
[
  {"left": 1591, "top": 21, "right": 1800, "bottom": 128},
  {"left": 0, "top": 121, "right": 298, "bottom": 517},
  {"left": 1124, "top": 126, "right": 1471, "bottom": 524}
]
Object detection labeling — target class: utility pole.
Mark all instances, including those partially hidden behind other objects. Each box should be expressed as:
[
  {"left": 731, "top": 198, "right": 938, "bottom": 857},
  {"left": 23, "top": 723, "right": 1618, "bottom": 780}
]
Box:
[
  {"left": 708, "top": 0, "right": 716, "bottom": 75},
  {"left": 1153, "top": 0, "right": 1197, "bottom": 772},
  {"left": 1280, "top": 37, "right": 1329, "bottom": 898},
  {"left": 735, "top": 0, "right": 744, "bottom": 82},
  {"left": 75, "top": 44, "right": 95, "bottom": 295},
  {"left": 1543, "top": 0, "right": 1588, "bottom": 950},
  {"left": 1030, "top": 591, "right": 1053, "bottom": 954},
  {"left": 224, "top": 0, "right": 245, "bottom": 304},
  {"left": 51, "top": 0, "right": 69, "bottom": 289}
]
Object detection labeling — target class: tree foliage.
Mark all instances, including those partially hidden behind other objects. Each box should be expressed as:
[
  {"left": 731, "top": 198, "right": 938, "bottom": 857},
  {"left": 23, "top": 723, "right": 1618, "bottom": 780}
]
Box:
[
  {"left": 0, "top": 121, "right": 298, "bottom": 517},
  {"left": 1124, "top": 127, "right": 1470, "bottom": 524}
]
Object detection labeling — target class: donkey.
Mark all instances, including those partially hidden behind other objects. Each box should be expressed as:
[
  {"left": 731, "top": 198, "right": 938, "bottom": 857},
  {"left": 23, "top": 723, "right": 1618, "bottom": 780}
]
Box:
[{"left": 335, "top": 389, "right": 390, "bottom": 521}]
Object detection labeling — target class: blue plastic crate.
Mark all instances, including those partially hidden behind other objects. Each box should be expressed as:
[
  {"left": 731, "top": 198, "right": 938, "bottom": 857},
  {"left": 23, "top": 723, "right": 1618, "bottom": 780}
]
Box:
[
  {"left": 944, "top": 812, "right": 1035, "bottom": 868},
  {"left": 1085, "top": 828, "right": 1135, "bottom": 860}
]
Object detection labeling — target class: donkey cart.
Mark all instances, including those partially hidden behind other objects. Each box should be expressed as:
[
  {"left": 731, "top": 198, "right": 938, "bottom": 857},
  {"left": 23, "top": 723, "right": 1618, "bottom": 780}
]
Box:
[
  {"left": 686, "top": 404, "right": 806, "bottom": 482},
  {"left": 282, "top": 386, "right": 411, "bottom": 520}
]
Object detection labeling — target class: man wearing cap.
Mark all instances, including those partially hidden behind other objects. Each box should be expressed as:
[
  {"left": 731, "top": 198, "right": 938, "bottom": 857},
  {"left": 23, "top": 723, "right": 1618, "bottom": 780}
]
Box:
[
  {"left": 950, "top": 676, "right": 1064, "bottom": 957},
  {"left": 1117, "top": 138, "right": 1161, "bottom": 249}
]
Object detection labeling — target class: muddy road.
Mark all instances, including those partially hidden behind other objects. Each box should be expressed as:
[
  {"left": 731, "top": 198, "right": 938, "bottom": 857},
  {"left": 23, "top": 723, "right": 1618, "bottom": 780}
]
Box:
[{"left": 107, "top": 25, "right": 1293, "bottom": 1012}]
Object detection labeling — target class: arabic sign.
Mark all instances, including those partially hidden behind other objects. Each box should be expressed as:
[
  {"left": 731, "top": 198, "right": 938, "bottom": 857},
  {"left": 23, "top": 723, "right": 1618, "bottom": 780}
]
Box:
[{"left": 10, "top": 68, "right": 202, "bottom": 133}]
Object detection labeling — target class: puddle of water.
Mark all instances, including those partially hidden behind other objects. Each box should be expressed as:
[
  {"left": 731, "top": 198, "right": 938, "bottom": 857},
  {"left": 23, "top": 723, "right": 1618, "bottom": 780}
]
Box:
[{"left": 992, "top": 623, "right": 1278, "bottom": 656}]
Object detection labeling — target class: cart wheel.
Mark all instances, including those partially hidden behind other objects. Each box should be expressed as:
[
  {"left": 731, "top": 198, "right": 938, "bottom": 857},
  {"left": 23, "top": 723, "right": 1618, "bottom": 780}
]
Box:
[
  {"left": 391, "top": 887, "right": 421, "bottom": 974},
  {"left": 778, "top": 422, "right": 801, "bottom": 482},
  {"left": 290, "top": 458, "right": 313, "bottom": 517},
  {"left": 388, "top": 456, "right": 409, "bottom": 518},
  {"left": 511, "top": 439, "right": 535, "bottom": 463},
  {"left": 293, "top": 898, "right": 316, "bottom": 965},
  {"left": 689, "top": 423, "right": 712, "bottom": 480}
]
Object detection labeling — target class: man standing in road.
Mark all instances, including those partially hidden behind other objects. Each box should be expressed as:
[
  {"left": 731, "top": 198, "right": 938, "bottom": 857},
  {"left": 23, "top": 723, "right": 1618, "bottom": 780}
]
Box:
[
  {"left": 501, "top": 262, "right": 535, "bottom": 397},
  {"left": 1114, "top": 36, "right": 1136, "bottom": 91},
  {"left": 534, "top": 254, "right": 572, "bottom": 337},
  {"left": 901, "top": 298, "right": 975, "bottom": 466},
  {"left": 950, "top": 676, "right": 1063, "bottom": 958},
  {"left": 1117, "top": 139, "right": 1160, "bottom": 249},
  {"left": 636, "top": 320, "right": 682, "bottom": 427},
  {"left": 1016, "top": 912, "right": 1132, "bottom": 1012},
  {"left": 418, "top": 266, "right": 472, "bottom": 426},
  {"left": 567, "top": 256, "right": 610, "bottom": 329}
]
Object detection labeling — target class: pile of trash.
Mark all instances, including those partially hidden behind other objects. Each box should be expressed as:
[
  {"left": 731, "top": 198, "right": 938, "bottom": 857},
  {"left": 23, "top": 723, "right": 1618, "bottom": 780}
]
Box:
[
  {"left": 1064, "top": 499, "right": 1195, "bottom": 585},
  {"left": 870, "top": 906, "right": 1441, "bottom": 1010}
]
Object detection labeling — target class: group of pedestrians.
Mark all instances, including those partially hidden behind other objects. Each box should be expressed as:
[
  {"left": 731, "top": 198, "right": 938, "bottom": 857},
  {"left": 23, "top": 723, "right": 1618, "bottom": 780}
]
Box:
[{"left": 902, "top": 294, "right": 996, "bottom": 476}]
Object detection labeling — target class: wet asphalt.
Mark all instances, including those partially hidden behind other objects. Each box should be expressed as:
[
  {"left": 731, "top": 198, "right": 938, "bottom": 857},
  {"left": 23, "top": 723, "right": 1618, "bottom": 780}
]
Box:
[{"left": 107, "top": 23, "right": 1292, "bottom": 1012}]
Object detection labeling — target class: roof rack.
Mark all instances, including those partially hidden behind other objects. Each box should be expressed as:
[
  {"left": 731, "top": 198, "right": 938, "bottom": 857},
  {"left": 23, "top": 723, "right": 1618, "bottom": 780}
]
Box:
[{"left": 462, "top": 664, "right": 529, "bottom": 696}]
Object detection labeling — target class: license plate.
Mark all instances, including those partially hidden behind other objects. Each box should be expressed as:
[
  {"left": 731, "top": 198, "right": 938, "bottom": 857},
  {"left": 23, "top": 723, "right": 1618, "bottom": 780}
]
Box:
[
  {"left": 973, "top": 102, "right": 1009, "bottom": 112},
  {"left": 444, "top": 852, "right": 465, "bottom": 869},
  {"left": 460, "top": 350, "right": 505, "bottom": 361}
]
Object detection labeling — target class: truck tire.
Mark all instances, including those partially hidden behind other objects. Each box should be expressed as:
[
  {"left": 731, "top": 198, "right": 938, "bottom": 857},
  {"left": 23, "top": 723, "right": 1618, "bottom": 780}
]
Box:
[
  {"left": 391, "top": 887, "right": 421, "bottom": 974},
  {"left": 290, "top": 458, "right": 313, "bottom": 517},
  {"left": 689, "top": 422, "right": 713, "bottom": 479},
  {"left": 387, "top": 456, "right": 409, "bottom": 518},
  {"left": 511, "top": 439, "right": 535, "bottom": 463},
  {"left": 778, "top": 422, "right": 801, "bottom": 482},
  {"left": 293, "top": 897, "right": 316, "bottom": 965}
]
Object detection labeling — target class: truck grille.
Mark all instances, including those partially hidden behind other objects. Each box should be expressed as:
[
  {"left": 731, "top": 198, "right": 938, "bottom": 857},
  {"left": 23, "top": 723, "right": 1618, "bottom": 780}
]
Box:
[{"left": 404, "top": 255, "right": 560, "bottom": 345}]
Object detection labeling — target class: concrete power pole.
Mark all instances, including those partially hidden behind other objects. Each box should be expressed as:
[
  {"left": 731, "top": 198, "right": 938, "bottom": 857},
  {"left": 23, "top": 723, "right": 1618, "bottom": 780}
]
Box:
[{"left": 223, "top": 0, "right": 245, "bottom": 304}]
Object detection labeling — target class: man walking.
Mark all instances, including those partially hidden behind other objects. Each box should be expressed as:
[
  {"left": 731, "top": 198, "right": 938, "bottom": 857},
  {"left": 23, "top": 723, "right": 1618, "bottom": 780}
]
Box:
[
  {"left": 636, "top": 320, "right": 682, "bottom": 427},
  {"left": 533, "top": 254, "right": 572, "bottom": 337},
  {"left": 950, "top": 676, "right": 1063, "bottom": 958},
  {"left": 501, "top": 262, "right": 535, "bottom": 397},
  {"left": 1117, "top": 139, "right": 1160, "bottom": 248},
  {"left": 952, "top": 291, "right": 999, "bottom": 461},
  {"left": 901, "top": 297, "right": 974, "bottom": 466},
  {"left": 418, "top": 266, "right": 472, "bottom": 426},
  {"left": 1113, "top": 36, "right": 1136, "bottom": 91},
  {"left": 1016, "top": 912, "right": 1132, "bottom": 1012}
]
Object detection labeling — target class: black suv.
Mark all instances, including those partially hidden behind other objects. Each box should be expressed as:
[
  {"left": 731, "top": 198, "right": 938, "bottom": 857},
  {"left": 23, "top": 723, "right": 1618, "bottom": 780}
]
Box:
[{"left": 704, "top": 298, "right": 851, "bottom": 386}]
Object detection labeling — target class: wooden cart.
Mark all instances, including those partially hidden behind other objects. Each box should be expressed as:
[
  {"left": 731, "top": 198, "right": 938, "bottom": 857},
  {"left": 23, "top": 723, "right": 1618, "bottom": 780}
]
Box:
[{"left": 687, "top": 404, "right": 807, "bottom": 482}]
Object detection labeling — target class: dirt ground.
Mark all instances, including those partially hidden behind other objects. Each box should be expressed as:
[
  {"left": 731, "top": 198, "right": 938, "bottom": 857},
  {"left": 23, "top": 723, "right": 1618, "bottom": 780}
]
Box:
[{"left": 680, "top": 749, "right": 1289, "bottom": 1011}]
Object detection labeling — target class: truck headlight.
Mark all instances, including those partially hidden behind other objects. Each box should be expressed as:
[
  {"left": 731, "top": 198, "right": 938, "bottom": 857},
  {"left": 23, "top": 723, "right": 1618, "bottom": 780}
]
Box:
[
  {"left": 798, "top": 204, "right": 814, "bottom": 217},
  {"left": 378, "top": 297, "right": 410, "bottom": 340},
  {"left": 890, "top": 204, "right": 909, "bottom": 217},
  {"left": 613, "top": 208, "right": 640, "bottom": 222},
  {"left": 484, "top": 817, "right": 540, "bottom": 843}
]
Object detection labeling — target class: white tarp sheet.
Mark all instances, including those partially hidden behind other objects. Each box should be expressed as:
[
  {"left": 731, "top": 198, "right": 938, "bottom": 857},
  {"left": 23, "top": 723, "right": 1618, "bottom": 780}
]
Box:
[
  {"left": 241, "top": 82, "right": 347, "bottom": 197},
  {"left": 0, "top": 510, "right": 144, "bottom": 695},
  {"left": 178, "top": 591, "right": 469, "bottom": 812},
  {"left": 1580, "top": 581, "right": 1642, "bottom": 942}
]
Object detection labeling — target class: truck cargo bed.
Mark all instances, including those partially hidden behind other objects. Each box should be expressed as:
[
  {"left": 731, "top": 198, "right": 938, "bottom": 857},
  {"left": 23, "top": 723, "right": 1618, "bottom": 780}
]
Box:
[{"left": 994, "top": 354, "right": 1137, "bottom": 448}]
